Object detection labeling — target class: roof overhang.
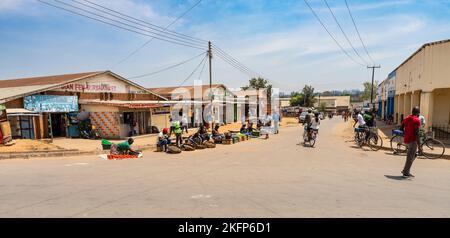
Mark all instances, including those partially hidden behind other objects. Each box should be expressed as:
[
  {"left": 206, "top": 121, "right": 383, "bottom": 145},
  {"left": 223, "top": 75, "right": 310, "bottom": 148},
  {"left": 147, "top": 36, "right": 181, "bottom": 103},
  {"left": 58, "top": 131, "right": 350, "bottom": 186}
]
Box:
[{"left": 6, "top": 108, "right": 40, "bottom": 116}]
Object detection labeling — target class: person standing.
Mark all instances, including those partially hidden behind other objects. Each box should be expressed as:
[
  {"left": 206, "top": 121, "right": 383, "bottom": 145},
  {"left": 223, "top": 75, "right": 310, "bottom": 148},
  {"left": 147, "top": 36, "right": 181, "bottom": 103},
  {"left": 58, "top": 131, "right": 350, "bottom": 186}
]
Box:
[
  {"left": 173, "top": 120, "right": 183, "bottom": 148},
  {"left": 181, "top": 114, "right": 189, "bottom": 134},
  {"left": 401, "top": 106, "right": 421, "bottom": 178},
  {"left": 272, "top": 111, "right": 280, "bottom": 134}
]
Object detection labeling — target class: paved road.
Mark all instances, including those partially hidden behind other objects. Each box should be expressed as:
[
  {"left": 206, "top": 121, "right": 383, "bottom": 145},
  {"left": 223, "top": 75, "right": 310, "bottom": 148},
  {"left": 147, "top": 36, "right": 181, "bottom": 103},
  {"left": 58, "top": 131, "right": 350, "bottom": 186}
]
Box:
[{"left": 1, "top": 118, "right": 450, "bottom": 217}]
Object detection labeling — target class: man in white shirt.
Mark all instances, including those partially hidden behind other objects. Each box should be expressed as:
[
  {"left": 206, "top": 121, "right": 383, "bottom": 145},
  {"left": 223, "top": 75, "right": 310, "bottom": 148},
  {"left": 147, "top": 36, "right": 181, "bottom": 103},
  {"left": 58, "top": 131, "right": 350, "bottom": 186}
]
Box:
[
  {"left": 353, "top": 110, "right": 366, "bottom": 128},
  {"left": 181, "top": 115, "right": 189, "bottom": 134}
]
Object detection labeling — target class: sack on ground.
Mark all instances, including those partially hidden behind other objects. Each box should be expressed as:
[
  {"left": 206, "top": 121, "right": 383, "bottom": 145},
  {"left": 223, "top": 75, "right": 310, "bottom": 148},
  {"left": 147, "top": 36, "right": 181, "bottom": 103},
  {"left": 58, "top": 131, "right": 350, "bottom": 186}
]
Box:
[
  {"left": 167, "top": 145, "right": 182, "bottom": 154},
  {"left": 181, "top": 144, "right": 195, "bottom": 151}
]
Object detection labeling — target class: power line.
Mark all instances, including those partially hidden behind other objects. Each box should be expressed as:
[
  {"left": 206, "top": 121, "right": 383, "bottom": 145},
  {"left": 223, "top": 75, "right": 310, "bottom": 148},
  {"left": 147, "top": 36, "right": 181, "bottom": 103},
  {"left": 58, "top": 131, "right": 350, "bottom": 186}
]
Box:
[
  {"left": 128, "top": 51, "right": 206, "bottom": 79},
  {"left": 79, "top": 0, "right": 207, "bottom": 44},
  {"left": 71, "top": 0, "right": 205, "bottom": 45},
  {"left": 38, "top": 0, "right": 206, "bottom": 50},
  {"left": 323, "top": 0, "right": 369, "bottom": 65},
  {"left": 303, "top": 0, "right": 365, "bottom": 67},
  {"left": 110, "top": 0, "right": 204, "bottom": 68},
  {"left": 212, "top": 45, "right": 262, "bottom": 77},
  {"left": 53, "top": 0, "right": 205, "bottom": 48},
  {"left": 178, "top": 53, "right": 208, "bottom": 87},
  {"left": 344, "top": 0, "right": 376, "bottom": 65},
  {"left": 197, "top": 54, "right": 208, "bottom": 80}
]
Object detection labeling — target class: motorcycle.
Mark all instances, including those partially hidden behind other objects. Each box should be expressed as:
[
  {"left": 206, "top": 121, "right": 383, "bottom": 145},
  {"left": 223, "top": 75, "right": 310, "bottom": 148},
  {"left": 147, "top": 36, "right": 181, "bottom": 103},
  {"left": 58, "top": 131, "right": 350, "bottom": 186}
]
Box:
[{"left": 80, "top": 124, "right": 101, "bottom": 140}]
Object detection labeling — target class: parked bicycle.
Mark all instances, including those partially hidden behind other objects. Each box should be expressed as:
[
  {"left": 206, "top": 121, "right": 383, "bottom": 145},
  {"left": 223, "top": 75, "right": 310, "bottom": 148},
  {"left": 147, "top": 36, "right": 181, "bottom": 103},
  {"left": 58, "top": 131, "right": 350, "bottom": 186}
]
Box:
[
  {"left": 354, "top": 126, "right": 383, "bottom": 151},
  {"left": 390, "top": 129, "right": 445, "bottom": 159}
]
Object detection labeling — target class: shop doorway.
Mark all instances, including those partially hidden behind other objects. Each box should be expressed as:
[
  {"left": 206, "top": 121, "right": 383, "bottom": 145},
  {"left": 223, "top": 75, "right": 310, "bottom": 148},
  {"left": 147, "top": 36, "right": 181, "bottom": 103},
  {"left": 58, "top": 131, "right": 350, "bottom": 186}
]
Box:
[{"left": 50, "top": 113, "right": 67, "bottom": 137}]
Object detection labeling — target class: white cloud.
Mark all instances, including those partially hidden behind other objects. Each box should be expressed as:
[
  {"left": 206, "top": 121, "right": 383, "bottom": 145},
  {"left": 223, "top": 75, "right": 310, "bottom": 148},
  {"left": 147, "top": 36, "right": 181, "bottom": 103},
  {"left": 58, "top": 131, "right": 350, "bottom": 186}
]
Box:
[
  {"left": 91, "top": 0, "right": 175, "bottom": 26},
  {"left": 0, "top": 0, "right": 26, "bottom": 11}
]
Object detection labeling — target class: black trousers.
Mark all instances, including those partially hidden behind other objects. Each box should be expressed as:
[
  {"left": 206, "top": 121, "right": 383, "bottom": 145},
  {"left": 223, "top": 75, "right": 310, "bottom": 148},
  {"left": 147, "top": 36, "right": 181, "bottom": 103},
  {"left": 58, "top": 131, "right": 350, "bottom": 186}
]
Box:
[
  {"left": 403, "top": 142, "right": 418, "bottom": 175},
  {"left": 182, "top": 125, "right": 188, "bottom": 133},
  {"left": 175, "top": 133, "right": 182, "bottom": 147}
]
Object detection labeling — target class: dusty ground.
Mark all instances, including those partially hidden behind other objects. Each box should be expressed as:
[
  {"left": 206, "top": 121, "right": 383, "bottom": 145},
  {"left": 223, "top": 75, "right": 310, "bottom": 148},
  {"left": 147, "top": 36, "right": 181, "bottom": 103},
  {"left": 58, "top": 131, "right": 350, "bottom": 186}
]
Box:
[
  {"left": 1, "top": 118, "right": 450, "bottom": 217},
  {"left": 0, "top": 139, "right": 62, "bottom": 153}
]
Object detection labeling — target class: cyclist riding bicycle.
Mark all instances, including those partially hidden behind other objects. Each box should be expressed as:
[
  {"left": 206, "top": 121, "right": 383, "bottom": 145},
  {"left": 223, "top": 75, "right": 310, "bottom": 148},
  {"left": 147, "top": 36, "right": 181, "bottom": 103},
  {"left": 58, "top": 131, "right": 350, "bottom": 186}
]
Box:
[{"left": 303, "top": 109, "right": 313, "bottom": 139}]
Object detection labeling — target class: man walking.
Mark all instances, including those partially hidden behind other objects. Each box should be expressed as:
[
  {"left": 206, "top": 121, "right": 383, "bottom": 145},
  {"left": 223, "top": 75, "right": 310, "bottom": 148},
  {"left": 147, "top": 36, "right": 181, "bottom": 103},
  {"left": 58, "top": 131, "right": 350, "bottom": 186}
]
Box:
[{"left": 401, "top": 106, "right": 421, "bottom": 178}]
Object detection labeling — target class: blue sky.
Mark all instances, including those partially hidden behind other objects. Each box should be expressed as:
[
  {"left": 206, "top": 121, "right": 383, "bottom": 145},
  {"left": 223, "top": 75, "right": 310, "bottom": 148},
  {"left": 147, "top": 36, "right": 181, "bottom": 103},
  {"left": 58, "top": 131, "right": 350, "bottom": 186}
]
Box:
[{"left": 1, "top": 0, "right": 450, "bottom": 93}]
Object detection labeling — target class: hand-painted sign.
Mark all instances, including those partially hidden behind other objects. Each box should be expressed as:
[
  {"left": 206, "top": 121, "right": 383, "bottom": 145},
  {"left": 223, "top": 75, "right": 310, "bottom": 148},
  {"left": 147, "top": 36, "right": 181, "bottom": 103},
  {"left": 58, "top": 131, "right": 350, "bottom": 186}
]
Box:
[
  {"left": 24, "top": 95, "right": 78, "bottom": 112},
  {"left": 151, "top": 106, "right": 171, "bottom": 115},
  {"left": 61, "top": 83, "right": 118, "bottom": 92}
]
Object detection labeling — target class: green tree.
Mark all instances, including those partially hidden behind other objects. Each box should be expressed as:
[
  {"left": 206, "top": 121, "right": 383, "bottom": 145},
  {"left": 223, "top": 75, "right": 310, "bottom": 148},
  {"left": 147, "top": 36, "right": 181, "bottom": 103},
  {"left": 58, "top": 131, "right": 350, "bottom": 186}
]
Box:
[
  {"left": 361, "top": 81, "right": 378, "bottom": 101},
  {"left": 289, "top": 92, "right": 303, "bottom": 106},
  {"left": 319, "top": 102, "right": 327, "bottom": 112},
  {"left": 241, "top": 77, "right": 273, "bottom": 102},
  {"left": 301, "top": 85, "right": 316, "bottom": 107}
]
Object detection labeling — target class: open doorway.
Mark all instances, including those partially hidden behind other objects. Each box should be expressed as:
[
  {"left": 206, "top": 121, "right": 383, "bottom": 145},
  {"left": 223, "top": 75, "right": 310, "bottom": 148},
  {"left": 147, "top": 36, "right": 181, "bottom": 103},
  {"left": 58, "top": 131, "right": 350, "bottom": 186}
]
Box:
[{"left": 50, "top": 113, "right": 67, "bottom": 137}]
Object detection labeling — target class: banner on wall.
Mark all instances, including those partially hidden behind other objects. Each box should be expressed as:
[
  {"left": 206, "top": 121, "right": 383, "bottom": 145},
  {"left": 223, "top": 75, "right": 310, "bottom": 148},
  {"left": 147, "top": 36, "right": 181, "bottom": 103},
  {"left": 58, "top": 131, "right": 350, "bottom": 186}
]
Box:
[{"left": 24, "top": 95, "right": 79, "bottom": 113}]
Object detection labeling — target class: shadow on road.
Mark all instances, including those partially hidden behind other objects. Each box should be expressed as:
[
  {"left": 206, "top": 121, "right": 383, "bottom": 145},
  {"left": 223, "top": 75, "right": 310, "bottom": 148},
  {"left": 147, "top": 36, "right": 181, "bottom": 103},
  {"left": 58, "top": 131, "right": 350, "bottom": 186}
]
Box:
[{"left": 384, "top": 175, "right": 412, "bottom": 181}]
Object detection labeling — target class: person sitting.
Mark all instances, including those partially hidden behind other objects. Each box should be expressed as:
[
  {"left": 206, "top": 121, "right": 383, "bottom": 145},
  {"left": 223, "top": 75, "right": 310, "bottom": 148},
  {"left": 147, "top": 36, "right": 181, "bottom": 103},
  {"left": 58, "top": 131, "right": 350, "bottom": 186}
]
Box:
[
  {"left": 247, "top": 122, "right": 255, "bottom": 133},
  {"left": 240, "top": 124, "right": 248, "bottom": 134},
  {"left": 111, "top": 138, "right": 137, "bottom": 155},
  {"left": 212, "top": 125, "right": 225, "bottom": 143},
  {"left": 196, "top": 124, "right": 210, "bottom": 142},
  {"left": 157, "top": 128, "right": 170, "bottom": 152}
]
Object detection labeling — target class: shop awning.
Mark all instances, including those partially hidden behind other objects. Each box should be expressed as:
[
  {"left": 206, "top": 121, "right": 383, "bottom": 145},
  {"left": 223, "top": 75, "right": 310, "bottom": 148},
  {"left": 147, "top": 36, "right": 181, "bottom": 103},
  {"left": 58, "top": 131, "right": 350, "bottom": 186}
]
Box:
[
  {"left": 6, "top": 108, "right": 40, "bottom": 116},
  {"left": 78, "top": 100, "right": 171, "bottom": 109}
]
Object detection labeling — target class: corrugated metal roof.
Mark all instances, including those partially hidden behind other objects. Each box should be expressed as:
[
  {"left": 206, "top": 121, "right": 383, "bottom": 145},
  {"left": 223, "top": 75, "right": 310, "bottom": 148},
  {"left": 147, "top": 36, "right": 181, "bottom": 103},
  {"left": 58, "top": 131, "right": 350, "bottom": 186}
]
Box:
[
  {"left": 0, "top": 84, "right": 60, "bottom": 101},
  {"left": 0, "top": 71, "right": 104, "bottom": 88},
  {"left": 148, "top": 84, "right": 233, "bottom": 99},
  {"left": 0, "top": 71, "right": 168, "bottom": 102}
]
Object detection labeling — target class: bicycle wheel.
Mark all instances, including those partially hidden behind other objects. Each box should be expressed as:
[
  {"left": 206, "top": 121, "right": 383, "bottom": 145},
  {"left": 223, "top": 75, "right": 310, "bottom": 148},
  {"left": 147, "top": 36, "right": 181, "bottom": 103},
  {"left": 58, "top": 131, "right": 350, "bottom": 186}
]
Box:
[
  {"left": 421, "top": 138, "right": 445, "bottom": 159},
  {"left": 368, "top": 133, "right": 383, "bottom": 151},
  {"left": 355, "top": 132, "right": 364, "bottom": 147},
  {"left": 310, "top": 133, "right": 317, "bottom": 147},
  {"left": 390, "top": 135, "right": 407, "bottom": 154}
]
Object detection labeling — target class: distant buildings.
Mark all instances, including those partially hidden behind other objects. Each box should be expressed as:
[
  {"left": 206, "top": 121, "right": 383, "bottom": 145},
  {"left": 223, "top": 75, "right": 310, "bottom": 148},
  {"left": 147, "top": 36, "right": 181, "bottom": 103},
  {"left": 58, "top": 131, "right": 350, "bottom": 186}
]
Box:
[{"left": 314, "top": 96, "right": 351, "bottom": 114}]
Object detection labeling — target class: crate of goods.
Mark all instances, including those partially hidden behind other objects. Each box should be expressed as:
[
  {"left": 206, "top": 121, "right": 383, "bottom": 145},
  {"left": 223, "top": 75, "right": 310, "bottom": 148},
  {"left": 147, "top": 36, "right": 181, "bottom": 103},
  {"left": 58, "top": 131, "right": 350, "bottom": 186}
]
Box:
[
  {"left": 101, "top": 139, "right": 112, "bottom": 150},
  {"left": 251, "top": 131, "right": 260, "bottom": 137},
  {"left": 232, "top": 137, "right": 239, "bottom": 144},
  {"left": 223, "top": 139, "right": 232, "bottom": 145}
]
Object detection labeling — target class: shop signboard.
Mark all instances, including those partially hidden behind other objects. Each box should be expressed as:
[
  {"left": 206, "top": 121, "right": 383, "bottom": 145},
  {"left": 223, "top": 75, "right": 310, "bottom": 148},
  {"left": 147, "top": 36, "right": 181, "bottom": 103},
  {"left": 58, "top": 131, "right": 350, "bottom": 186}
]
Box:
[
  {"left": 151, "top": 106, "right": 171, "bottom": 115},
  {"left": 24, "top": 95, "right": 78, "bottom": 112}
]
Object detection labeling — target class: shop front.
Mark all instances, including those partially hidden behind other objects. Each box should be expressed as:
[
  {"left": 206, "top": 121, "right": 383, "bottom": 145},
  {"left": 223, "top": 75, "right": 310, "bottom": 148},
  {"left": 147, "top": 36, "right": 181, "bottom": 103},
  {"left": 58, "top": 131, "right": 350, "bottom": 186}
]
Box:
[
  {"left": 79, "top": 100, "right": 170, "bottom": 139},
  {"left": 24, "top": 94, "right": 79, "bottom": 139}
]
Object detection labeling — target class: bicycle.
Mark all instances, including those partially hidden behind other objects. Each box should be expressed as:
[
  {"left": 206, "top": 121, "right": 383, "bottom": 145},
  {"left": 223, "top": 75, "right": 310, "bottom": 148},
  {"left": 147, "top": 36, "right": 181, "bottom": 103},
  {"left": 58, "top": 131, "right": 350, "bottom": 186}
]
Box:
[
  {"left": 354, "top": 126, "right": 383, "bottom": 151},
  {"left": 303, "top": 128, "right": 318, "bottom": 147},
  {"left": 390, "top": 129, "right": 445, "bottom": 159}
]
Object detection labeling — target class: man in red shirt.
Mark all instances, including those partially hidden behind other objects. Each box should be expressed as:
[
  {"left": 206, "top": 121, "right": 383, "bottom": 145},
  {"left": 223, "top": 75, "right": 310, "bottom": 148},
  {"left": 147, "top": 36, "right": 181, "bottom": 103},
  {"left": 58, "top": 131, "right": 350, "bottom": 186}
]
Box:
[{"left": 401, "top": 106, "right": 421, "bottom": 178}]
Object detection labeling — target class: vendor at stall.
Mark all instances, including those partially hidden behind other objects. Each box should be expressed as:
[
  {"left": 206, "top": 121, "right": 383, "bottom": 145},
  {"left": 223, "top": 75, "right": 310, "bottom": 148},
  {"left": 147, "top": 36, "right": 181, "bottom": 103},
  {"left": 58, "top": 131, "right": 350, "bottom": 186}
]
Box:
[
  {"left": 212, "top": 124, "right": 225, "bottom": 143},
  {"left": 110, "top": 138, "right": 137, "bottom": 155}
]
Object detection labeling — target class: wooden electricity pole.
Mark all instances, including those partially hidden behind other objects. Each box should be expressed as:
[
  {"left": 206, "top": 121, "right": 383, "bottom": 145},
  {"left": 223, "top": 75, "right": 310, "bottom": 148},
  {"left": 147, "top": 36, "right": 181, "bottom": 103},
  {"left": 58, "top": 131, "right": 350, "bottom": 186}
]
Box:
[
  {"left": 368, "top": 65, "right": 381, "bottom": 107},
  {"left": 208, "top": 41, "right": 214, "bottom": 129}
]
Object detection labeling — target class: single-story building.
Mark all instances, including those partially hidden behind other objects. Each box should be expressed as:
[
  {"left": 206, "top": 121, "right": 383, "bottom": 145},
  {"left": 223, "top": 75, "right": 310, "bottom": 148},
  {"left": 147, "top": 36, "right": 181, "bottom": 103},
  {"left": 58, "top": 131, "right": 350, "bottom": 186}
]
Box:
[
  {"left": 0, "top": 71, "right": 170, "bottom": 139},
  {"left": 149, "top": 84, "right": 238, "bottom": 126},
  {"left": 314, "top": 96, "right": 351, "bottom": 114},
  {"left": 393, "top": 39, "right": 450, "bottom": 133}
]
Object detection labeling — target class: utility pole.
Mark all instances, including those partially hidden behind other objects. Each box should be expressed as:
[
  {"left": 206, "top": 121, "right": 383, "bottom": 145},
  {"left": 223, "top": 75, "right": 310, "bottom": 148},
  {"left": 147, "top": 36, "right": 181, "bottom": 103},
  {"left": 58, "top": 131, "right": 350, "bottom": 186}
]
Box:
[
  {"left": 367, "top": 65, "right": 381, "bottom": 108},
  {"left": 208, "top": 41, "right": 214, "bottom": 129},
  {"left": 208, "top": 41, "right": 212, "bottom": 102}
]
